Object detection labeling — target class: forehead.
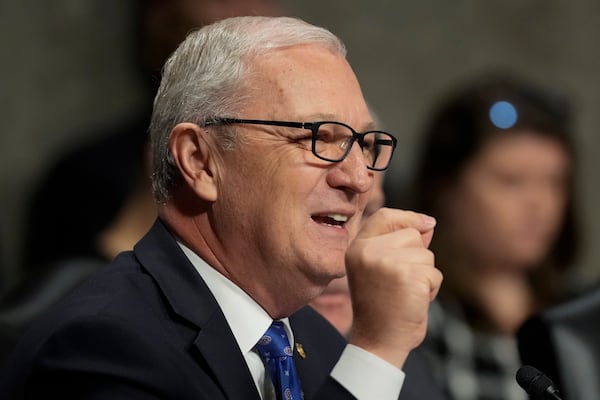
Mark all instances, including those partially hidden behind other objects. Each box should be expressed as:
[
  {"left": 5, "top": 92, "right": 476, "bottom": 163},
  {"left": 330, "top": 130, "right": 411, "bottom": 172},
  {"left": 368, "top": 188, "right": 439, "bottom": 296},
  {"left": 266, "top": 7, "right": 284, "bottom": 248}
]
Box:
[
  {"left": 243, "top": 44, "right": 371, "bottom": 124},
  {"left": 476, "top": 132, "right": 571, "bottom": 171}
]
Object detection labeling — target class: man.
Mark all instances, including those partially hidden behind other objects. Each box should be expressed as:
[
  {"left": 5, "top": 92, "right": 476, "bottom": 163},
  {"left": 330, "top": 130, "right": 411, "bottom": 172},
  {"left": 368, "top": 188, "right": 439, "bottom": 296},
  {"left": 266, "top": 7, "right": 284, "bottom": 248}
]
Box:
[{"left": 0, "top": 16, "right": 442, "bottom": 399}]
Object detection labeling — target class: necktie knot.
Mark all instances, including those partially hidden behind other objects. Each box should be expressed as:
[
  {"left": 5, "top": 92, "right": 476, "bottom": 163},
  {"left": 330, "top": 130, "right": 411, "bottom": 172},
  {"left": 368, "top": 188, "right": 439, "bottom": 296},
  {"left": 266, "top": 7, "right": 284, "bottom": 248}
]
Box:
[
  {"left": 257, "top": 321, "right": 294, "bottom": 359},
  {"left": 256, "top": 321, "right": 303, "bottom": 400}
]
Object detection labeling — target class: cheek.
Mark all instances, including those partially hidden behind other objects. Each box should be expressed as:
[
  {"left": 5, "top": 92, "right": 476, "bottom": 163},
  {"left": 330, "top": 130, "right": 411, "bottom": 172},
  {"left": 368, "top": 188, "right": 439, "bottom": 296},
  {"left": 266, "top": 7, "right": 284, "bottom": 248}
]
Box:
[
  {"left": 547, "top": 202, "right": 566, "bottom": 235},
  {"left": 216, "top": 151, "right": 276, "bottom": 229},
  {"left": 448, "top": 186, "right": 515, "bottom": 251},
  {"left": 541, "top": 189, "right": 568, "bottom": 223}
]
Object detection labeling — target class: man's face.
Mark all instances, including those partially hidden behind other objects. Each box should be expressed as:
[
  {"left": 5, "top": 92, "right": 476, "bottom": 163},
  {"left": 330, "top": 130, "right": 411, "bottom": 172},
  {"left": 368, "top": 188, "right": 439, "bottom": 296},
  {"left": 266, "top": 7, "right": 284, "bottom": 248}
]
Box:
[{"left": 212, "top": 44, "right": 375, "bottom": 301}]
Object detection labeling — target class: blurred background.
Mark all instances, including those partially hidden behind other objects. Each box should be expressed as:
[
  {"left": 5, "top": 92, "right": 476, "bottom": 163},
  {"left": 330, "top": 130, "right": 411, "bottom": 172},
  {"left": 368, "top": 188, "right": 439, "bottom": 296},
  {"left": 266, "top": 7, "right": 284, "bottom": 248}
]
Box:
[{"left": 1, "top": 0, "right": 599, "bottom": 293}]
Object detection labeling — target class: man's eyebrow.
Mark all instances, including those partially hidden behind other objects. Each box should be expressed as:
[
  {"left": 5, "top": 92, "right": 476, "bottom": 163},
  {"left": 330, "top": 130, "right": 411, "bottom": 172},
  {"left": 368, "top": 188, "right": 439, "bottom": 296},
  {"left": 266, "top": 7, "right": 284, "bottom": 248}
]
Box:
[
  {"left": 300, "top": 113, "right": 337, "bottom": 121},
  {"left": 302, "top": 114, "right": 377, "bottom": 131},
  {"left": 363, "top": 120, "right": 377, "bottom": 131}
]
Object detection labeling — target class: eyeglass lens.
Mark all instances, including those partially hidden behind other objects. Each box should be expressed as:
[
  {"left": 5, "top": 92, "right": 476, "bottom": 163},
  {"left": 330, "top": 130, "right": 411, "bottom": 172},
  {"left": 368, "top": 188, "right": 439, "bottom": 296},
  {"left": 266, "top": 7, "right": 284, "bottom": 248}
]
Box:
[{"left": 313, "top": 123, "right": 394, "bottom": 169}]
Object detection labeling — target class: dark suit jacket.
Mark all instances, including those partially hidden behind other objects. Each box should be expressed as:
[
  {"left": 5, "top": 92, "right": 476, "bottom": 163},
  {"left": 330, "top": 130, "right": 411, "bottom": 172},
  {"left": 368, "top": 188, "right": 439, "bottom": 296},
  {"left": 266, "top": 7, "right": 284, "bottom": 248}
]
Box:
[
  {"left": 517, "top": 286, "right": 600, "bottom": 400},
  {"left": 0, "top": 220, "right": 445, "bottom": 399}
]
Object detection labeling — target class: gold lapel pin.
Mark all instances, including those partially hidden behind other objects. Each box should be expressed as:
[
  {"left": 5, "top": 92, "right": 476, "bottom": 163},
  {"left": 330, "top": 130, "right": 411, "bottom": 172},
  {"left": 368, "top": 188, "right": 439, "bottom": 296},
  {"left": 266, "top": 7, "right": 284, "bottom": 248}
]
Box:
[{"left": 295, "top": 343, "right": 306, "bottom": 359}]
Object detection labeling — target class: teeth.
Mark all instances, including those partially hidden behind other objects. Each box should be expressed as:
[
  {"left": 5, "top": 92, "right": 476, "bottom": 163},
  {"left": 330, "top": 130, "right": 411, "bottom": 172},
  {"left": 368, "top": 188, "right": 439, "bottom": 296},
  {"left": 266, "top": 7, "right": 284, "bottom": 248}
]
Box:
[{"left": 328, "top": 214, "right": 348, "bottom": 223}]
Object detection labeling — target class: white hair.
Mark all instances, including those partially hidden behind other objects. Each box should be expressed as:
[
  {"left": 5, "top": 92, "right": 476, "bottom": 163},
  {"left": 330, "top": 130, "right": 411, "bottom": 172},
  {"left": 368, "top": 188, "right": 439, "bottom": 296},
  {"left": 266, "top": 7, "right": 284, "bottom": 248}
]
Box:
[{"left": 149, "top": 16, "right": 347, "bottom": 201}]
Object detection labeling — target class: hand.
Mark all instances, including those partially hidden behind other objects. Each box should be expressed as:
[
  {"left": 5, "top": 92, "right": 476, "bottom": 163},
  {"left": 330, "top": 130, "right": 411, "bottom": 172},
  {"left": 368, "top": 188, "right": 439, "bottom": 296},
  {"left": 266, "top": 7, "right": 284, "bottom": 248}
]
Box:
[{"left": 346, "top": 208, "right": 442, "bottom": 368}]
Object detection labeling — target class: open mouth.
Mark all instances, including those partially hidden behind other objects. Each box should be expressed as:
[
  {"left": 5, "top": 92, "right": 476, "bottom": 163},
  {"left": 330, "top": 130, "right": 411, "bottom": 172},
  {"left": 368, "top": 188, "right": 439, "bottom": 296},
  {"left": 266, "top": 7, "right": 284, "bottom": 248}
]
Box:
[{"left": 312, "top": 214, "right": 349, "bottom": 228}]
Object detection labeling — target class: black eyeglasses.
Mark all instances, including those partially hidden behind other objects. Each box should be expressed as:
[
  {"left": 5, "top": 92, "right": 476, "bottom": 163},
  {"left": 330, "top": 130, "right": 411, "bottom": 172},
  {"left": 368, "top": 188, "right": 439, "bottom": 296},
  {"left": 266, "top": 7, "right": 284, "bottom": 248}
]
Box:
[{"left": 201, "top": 118, "right": 397, "bottom": 171}]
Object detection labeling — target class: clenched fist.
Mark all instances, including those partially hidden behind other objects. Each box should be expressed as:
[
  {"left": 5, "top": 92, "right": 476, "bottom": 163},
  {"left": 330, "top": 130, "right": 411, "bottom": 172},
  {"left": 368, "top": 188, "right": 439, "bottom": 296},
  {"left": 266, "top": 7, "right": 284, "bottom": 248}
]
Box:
[{"left": 346, "top": 208, "right": 443, "bottom": 368}]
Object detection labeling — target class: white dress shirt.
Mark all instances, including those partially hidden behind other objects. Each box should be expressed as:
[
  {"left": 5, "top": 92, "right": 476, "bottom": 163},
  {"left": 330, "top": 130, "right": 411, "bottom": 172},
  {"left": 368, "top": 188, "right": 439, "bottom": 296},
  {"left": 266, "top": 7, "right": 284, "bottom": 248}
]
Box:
[{"left": 179, "top": 243, "right": 404, "bottom": 400}]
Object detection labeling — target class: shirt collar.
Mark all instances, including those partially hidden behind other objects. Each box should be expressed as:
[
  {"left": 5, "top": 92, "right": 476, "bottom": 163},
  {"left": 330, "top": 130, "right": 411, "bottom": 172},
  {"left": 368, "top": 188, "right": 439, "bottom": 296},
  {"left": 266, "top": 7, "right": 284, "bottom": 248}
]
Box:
[{"left": 177, "top": 242, "right": 294, "bottom": 353}]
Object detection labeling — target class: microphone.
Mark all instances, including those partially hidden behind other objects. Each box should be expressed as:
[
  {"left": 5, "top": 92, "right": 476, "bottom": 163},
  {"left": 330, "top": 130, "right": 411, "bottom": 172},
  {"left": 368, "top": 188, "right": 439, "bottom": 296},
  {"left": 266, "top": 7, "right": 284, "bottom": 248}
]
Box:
[{"left": 516, "top": 365, "right": 563, "bottom": 400}]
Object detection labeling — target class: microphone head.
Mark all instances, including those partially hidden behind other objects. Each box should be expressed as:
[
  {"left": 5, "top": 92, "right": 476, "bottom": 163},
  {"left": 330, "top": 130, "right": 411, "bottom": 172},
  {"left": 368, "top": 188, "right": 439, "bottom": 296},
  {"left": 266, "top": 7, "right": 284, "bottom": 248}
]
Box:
[{"left": 516, "top": 365, "right": 556, "bottom": 396}]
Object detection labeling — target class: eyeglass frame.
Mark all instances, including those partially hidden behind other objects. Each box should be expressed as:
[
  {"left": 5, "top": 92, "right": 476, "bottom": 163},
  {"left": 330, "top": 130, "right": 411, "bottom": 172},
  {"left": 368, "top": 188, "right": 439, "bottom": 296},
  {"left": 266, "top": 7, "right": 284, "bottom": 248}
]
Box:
[{"left": 201, "top": 118, "right": 398, "bottom": 171}]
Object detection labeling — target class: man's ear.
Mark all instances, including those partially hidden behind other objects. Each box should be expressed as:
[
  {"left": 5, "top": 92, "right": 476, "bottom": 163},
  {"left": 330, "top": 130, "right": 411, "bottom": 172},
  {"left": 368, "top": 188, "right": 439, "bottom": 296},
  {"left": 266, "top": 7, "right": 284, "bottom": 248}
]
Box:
[{"left": 168, "top": 122, "right": 219, "bottom": 202}]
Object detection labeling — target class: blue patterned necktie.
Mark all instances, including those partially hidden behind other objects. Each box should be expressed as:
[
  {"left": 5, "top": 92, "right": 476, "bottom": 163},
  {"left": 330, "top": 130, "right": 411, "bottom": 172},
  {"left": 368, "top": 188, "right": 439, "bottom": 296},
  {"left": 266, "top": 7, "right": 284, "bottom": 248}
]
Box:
[{"left": 255, "top": 321, "right": 303, "bottom": 400}]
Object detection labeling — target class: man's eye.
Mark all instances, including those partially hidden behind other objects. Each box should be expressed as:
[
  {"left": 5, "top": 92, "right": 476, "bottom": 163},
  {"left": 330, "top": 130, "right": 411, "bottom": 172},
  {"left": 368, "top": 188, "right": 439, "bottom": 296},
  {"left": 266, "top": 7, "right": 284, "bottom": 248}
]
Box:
[
  {"left": 293, "top": 136, "right": 313, "bottom": 147},
  {"left": 316, "top": 129, "right": 336, "bottom": 143}
]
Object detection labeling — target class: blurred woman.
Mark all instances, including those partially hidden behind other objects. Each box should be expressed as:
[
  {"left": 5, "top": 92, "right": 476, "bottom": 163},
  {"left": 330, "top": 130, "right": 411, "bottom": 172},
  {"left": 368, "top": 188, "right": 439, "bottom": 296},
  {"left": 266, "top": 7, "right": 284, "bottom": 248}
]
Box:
[{"left": 410, "top": 73, "right": 581, "bottom": 400}]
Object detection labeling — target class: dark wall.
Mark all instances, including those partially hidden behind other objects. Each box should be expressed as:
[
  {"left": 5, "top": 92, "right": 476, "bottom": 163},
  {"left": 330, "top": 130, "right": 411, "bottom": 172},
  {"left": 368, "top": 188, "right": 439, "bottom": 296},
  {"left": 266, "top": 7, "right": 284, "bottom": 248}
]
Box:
[{"left": 1, "top": 0, "right": 599, "bottom": 290}]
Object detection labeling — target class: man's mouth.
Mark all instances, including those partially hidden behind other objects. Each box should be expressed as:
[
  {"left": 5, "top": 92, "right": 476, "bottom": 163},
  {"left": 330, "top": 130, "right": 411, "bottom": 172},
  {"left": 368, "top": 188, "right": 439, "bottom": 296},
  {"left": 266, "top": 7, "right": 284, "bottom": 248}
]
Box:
[{"left": 312, "top": 214, "right": 349, "bottom": 228}]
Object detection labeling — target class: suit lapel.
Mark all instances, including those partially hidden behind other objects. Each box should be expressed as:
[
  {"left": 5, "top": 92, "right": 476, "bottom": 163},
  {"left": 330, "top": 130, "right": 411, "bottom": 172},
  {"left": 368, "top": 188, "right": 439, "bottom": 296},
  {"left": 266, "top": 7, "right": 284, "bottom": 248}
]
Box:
[
  {"left": 293, "top": 338, "right": 319, "bottom": 398},
  {"left": 290, "top": 307, "right": 347, "bottom": 399},
  {"left": 135, "top": 220, "right": 260, "bottom": 400},
  {"left": 193, "top": 316, "right": 261, "bottom": 400}
]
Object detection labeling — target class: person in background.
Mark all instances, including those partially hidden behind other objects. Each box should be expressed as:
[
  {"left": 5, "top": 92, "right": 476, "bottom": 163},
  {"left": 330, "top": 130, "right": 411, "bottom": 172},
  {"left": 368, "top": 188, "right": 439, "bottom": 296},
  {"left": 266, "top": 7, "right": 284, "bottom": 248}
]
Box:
[
  {"left": 0, "top": 16, "right": 443, "bottom": 399},
  {"left": 409, "top": 72, "right": 581, "bottom": 400},
  {"left": 517, "top": 282, "right": 600, "bottom": 400},
  {"left": 20, "top": 0, "right": 283, "bottom": 276}
]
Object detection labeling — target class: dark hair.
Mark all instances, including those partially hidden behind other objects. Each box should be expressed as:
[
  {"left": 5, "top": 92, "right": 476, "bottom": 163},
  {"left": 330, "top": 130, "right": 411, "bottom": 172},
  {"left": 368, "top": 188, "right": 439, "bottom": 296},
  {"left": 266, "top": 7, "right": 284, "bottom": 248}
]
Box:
[{"left": 413, "top": 72, "right": 580, "bottom": 312}]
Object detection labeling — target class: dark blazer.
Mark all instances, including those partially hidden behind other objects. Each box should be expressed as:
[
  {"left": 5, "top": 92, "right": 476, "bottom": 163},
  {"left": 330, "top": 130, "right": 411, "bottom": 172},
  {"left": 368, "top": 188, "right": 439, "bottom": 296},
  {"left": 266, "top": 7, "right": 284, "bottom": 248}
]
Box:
[
  {"left": 0, "top": 220, "right": 444, "bottom": 399},
  {"left": 517, "top": 286, "right": 600, "bottom": 400}
]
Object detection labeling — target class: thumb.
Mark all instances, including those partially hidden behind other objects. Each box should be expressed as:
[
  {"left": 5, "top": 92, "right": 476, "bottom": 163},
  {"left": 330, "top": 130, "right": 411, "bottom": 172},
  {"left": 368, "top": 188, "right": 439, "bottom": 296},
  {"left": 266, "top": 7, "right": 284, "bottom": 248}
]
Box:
[{"left": 357, "top": 208, "right": 437, "bottom": 247}]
